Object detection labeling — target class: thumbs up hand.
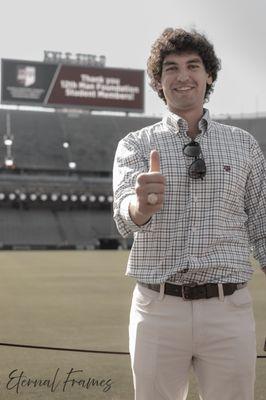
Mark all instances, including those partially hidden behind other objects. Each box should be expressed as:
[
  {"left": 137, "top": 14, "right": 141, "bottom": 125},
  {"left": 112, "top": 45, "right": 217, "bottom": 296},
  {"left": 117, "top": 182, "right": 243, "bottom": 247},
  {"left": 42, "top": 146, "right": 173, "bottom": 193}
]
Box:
[
  {"left": 149, "top": 149, "right": 161, "bottom": 173},
  {"left": 129, "top": 150, "right": 166, "bottom": 226}
]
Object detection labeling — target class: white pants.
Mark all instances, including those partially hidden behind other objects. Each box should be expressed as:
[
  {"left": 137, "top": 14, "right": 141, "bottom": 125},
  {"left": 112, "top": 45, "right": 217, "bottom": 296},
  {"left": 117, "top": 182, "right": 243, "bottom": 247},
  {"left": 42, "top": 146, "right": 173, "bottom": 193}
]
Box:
[{"left": 129, "top": 283, "right": 257, "bottom": 400}]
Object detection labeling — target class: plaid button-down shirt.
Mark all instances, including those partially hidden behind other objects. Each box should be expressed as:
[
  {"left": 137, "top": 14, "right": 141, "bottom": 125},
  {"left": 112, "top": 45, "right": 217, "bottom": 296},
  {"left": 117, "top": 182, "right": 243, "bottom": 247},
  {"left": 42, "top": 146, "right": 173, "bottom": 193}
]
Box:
[{"left": 113, "top": 109, "right": 266, "bottom": 284}]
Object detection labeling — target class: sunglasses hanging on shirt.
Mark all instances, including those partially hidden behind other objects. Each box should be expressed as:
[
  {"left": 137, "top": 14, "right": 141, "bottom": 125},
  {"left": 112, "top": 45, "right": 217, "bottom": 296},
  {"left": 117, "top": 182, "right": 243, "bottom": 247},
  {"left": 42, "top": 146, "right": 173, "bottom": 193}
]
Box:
[{"left": 183, "top": 140, "right": 206, "bottom": 180}]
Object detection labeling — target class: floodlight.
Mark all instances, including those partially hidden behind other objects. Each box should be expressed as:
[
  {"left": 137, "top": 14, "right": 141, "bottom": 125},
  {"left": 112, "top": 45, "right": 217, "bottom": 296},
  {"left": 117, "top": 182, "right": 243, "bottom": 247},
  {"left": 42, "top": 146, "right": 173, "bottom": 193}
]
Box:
[
  {"left": 30, "top": 193, "right": 37, "bottom": 201},
  {"left": 4, "top": 138, "right": 13, "bottom": 146},
  {"left": 68, "top": 161, "right": 76, "bottom": 169},
  {"left": 51, "top": 193, "right": 58, "bottom": 201},
  {"left": 80, "top": 194, "right": 87, "bottom": 202},
  {"left": 5, "top": 158, "right": 14, "bottom": 167},
  {"left": 89, "top": 195, "right": 96, "bottom": 202}
]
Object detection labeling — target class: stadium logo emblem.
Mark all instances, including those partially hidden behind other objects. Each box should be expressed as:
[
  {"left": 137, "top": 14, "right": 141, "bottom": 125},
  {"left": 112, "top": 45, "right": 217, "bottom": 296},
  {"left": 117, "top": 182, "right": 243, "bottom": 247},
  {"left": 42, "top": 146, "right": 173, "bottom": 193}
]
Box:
[{"left": 16, "top": 66, "right": 36, "bottom": 87}]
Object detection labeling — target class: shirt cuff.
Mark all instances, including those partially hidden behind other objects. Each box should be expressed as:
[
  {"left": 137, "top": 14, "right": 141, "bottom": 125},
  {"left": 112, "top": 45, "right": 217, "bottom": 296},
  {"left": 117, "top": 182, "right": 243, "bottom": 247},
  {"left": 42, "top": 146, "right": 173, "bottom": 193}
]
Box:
[{"left": 120, "top": 195, "right": 152, "bottom": 233}]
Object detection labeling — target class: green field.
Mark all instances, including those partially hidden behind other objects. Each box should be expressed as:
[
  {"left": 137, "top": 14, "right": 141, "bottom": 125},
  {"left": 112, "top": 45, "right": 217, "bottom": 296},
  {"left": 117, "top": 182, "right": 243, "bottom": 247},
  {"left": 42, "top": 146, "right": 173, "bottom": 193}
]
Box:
[{"left": 0, "top": 251, "right": 264, "bottom": 399}]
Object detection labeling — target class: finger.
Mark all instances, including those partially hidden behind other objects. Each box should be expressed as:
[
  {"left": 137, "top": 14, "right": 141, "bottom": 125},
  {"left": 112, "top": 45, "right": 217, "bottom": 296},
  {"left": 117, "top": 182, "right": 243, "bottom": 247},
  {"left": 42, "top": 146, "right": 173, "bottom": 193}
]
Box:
[
  {"left": 136, "top": 183, "right": 165, "bottom": 198},
  {"left": 137, "top": 172, "right": 165, "bottom": 185},
  {"left": 149, "top": 150, "right": 160, "bottom": 173},
  {"left": 144, "top": 183, "right": 165, "bottom": 194}
]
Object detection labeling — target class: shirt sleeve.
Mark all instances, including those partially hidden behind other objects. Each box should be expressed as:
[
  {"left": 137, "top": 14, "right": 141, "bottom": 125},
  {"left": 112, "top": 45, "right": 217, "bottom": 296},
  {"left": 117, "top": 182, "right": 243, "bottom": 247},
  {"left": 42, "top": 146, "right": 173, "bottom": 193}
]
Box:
[
  {"left": 245, "top": 139, "right": 266, "bottom": 269},
  {"left": 112, "top": 134, "right": 152, "bottom": 238}
]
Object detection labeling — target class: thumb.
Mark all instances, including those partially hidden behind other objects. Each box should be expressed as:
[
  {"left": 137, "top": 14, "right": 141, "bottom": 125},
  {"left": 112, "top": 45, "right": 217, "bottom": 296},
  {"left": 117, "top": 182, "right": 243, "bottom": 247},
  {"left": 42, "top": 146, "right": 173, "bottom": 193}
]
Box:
[{"left": 149, "top": 149, "right": 160, "bottom": 173}]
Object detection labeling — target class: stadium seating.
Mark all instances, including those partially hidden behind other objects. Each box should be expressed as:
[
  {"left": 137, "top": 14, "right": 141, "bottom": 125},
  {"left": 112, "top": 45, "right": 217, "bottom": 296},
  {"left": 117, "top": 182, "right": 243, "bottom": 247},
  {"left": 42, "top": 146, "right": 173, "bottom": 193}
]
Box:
[
  {"left": 56, "top": 209, "right": 117, "bottom": 245},
  {"left": 1, "top": 109, "right": 264, "bottom": 174},
  {"left": 0, "top": 108, "right": 264, "bottom": 249},
  {"left": 0, "top": 209, "right": 62, "bottom": 246},
  {"left": 4, "top": 110, "right": 67, "bottom": 170},
  {"left": 0, "top": 109, "right": 159, "bottom": 172},
  {"left": 0, "top": 208, "right": 117, "bottom": 248}
]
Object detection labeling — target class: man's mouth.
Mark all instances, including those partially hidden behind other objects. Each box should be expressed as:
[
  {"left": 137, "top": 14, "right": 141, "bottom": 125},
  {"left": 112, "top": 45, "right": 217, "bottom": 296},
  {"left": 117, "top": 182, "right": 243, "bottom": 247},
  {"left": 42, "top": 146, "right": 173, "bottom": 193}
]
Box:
[{"left": 174, "top": 86, "right": 194, "bottom": 92}]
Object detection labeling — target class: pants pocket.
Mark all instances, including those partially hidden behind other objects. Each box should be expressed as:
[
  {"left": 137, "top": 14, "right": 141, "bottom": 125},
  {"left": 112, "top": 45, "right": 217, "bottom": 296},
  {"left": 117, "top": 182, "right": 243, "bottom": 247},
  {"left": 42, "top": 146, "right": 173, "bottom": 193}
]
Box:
[
  {"left": 225, "top": 287, "right": 252, "bottom": 308},
  {"left": 133, "top": 283, "right": 158, "bottom": 307}
]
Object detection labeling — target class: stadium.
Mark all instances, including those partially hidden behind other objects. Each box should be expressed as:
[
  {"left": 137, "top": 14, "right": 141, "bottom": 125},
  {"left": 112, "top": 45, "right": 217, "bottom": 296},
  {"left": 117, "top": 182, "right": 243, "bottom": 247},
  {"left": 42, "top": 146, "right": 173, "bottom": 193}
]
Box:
[
  {"left": 0, "top": 51, "right": 265, "bottom": 400},
  {"left": 0, "top": 107, "right": 158, "bottom": 250},
  {"left": 0, "top": 57, "right": 266, "bottom": 249}
]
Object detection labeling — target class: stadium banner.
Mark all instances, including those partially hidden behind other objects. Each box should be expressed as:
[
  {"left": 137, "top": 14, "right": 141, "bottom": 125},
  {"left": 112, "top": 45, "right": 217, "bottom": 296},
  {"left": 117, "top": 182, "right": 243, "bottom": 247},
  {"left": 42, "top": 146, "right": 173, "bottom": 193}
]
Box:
[{"left": 1, "top": 59, "right": 144, "bottom": 112}]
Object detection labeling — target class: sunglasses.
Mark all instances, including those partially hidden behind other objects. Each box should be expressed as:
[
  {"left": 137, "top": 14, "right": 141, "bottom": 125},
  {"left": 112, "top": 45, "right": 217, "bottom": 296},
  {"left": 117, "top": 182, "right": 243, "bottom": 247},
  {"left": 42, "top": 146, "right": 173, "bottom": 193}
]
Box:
[{"left": 183, "top": 140, "right": 206, "bottom": 180}]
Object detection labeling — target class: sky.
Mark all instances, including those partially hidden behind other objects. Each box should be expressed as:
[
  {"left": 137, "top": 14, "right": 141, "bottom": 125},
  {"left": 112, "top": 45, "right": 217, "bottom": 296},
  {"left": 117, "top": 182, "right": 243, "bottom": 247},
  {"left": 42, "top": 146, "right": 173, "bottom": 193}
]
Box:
[{"left": 0, "top": 0, "right": 265, "bottom": 118}]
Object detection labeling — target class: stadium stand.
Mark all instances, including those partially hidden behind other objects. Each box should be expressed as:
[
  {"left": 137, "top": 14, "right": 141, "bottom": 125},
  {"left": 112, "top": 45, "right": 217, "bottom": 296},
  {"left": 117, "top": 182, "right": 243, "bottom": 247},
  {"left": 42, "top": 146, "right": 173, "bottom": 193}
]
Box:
[
  {"left": 0, "top": 209, "right": 62, "bottom": 247},
  {"left": 0, "top": 109, "right": 158, "bottom": 173},
  {"left": 4, "top": 110, "right": 67, "bottom": 171},
  {"left": 0, "top": 108, "right": 265, "bottom": 249}
]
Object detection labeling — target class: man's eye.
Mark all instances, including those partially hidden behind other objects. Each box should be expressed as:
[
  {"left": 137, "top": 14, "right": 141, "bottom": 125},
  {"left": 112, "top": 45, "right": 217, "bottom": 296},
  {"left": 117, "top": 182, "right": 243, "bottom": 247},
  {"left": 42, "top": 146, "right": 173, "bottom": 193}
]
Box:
[
  {"left": 190, "top": 64, "right": 199, "bottom": 69},
  {"left": 166, "top": 66, "right": 177, "bottom": 72}
]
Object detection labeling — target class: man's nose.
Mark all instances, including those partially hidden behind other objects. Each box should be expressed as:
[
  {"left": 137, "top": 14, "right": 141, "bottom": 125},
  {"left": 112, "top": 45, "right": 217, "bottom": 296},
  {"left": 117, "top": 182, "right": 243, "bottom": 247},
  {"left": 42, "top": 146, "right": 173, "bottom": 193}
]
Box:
[{"left": 177, "top": 69, "right": 189, "bottom": 82}]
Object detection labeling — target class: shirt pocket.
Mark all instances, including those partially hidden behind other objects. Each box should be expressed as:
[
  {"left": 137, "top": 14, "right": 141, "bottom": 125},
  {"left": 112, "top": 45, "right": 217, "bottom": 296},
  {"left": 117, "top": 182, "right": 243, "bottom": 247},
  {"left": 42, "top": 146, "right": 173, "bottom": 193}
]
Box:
[{"left": 208, "top": 160, "right": 248, "bottom": 206}]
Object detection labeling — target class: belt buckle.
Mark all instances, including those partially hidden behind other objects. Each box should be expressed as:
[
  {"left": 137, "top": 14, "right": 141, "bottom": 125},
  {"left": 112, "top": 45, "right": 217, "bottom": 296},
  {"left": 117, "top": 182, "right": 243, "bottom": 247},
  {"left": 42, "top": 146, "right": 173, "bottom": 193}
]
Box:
[{"left": 181, "top": 284, "right": 197, "bottom": 300}]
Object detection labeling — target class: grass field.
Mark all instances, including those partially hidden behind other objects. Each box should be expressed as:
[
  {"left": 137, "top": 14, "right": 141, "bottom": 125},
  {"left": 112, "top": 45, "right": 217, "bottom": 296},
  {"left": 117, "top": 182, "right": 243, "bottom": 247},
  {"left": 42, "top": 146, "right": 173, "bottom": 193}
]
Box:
[{"left": 0, "top": 251, "right": 264, "bottom": 399}]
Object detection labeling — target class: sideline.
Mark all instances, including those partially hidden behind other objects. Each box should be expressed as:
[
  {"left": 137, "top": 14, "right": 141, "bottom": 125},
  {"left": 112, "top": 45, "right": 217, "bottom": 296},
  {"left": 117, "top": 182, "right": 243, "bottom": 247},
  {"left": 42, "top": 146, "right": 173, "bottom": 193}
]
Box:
[
  {"left": 0, "top": 342, "right": 265, "bottom": 358},
  {"left": 0, "top": 342, "right": 130, "bottom": 355}
]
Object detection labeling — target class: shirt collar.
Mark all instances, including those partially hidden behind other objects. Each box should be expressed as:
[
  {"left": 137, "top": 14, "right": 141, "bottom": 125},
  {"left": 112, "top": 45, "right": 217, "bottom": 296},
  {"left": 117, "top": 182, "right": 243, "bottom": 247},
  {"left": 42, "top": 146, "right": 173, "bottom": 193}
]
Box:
[{"left": 163, "top": 108, "right": 211, "bottom": 136}]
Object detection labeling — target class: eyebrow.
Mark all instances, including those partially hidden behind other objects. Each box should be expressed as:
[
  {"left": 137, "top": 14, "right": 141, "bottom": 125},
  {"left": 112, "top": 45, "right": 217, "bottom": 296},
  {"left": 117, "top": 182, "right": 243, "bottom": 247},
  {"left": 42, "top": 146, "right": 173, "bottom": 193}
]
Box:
[{"left": 162, "top": 58, "right": 202, "bottom": 67}]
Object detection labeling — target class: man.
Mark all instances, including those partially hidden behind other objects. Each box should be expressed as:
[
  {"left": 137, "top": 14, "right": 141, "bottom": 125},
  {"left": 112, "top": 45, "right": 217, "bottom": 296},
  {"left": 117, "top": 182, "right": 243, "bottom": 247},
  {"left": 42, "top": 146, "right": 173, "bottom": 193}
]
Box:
[{"left": 113, "top": 27, "right": 266, "bottom": 400}]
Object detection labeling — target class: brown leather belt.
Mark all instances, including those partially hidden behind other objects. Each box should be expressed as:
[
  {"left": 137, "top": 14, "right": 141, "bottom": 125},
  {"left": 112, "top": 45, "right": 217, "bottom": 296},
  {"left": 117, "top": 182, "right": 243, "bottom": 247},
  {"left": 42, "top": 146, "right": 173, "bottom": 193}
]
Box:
[{"left": 138, "top": 281, "right": 247, "bottom": 300}]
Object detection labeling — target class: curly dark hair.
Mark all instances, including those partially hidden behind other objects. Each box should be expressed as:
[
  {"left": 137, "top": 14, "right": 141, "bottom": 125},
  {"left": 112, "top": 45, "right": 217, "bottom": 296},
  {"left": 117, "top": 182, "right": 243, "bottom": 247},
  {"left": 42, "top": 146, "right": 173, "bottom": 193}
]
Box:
[{"left": 147, "top": 28, "right": 221, "bottom": 103}]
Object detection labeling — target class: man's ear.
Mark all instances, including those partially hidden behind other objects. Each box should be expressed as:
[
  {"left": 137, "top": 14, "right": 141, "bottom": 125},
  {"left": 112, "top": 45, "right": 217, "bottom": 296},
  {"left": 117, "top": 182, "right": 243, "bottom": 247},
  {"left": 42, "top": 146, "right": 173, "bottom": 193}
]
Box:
[{"left": 207, "top": 74, "right": 213, "bottom": 85}]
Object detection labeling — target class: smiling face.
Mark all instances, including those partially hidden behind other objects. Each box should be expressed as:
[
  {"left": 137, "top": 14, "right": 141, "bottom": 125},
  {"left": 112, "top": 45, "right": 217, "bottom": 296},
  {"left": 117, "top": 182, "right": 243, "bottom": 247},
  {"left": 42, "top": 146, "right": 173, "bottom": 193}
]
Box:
[{"left": 158, "top": 52, "right": 213, "bottom": 115}]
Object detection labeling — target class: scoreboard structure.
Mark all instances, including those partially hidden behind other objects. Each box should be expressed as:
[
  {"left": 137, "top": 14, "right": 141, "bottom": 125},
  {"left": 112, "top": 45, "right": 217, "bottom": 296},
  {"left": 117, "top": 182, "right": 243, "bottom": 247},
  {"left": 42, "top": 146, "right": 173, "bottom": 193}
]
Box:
[{"left": 1, "top": 58, "right": 144, "bottom": 113}]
